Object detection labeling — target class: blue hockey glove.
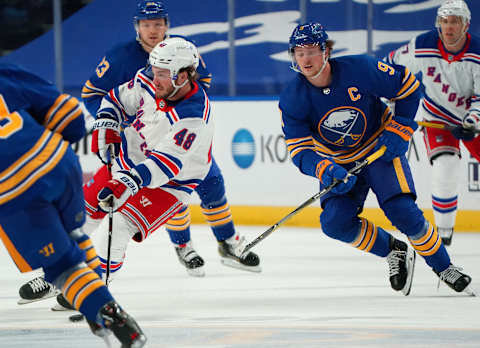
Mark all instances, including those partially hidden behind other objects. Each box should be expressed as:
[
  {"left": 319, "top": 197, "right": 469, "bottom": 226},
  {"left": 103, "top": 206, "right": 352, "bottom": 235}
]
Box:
[
  {"left": 451, "top": 125, "right": 475, "bottom": 141},
  {"left": 452, "top": 109, "right": 480, "bottom": 141},
  {"left": 97, "top": 170, "right": 142, "bottom": 212},
  {"left": 316, "top": 159, "right": 357, "bottom": 195},
  {"left": 377, "top": 116, "right": 417, "bottom": 161}
]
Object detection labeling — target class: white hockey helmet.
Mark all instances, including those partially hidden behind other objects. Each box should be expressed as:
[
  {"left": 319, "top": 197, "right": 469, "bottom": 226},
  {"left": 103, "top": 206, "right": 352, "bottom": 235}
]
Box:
[
  {"left": 436, "top": 0, "right": 471, "bottom": 27},
  {"left": 149, "top": 37, "right": 199, "bottom": 80}
]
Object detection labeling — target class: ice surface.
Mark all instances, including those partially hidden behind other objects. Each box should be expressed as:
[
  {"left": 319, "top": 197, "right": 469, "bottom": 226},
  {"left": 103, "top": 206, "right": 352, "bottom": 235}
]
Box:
[{"left": 1, "top": 226, "right": 479, "bottom": 347}]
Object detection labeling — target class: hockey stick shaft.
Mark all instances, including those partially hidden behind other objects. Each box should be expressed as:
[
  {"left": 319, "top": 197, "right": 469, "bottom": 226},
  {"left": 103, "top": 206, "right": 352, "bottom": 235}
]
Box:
[
  {"left": 105, "top": 152, "right": 113, "bottom": 284},
  {"left": 417, "top": 120, "right": 480, "bottom": 134},
  {"left": 241, "top": 145, "right": 386, "bottom": 255},
  {"left": 69, "top": 154, "right": 115, "bottom": 323}
]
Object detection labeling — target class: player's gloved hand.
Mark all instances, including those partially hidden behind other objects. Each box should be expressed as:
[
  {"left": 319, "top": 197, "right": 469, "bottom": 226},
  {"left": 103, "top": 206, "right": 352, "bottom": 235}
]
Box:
[
  {"left": 376, "top": 116, "right": 417, "bottom": 161},
  {"left": 454, "top": 109, "right": 480, "bottom": 141},
  {"left": 451, "top": 125, "right": 475, "bottom": 141},
  {"left": 91, "top": 113, "right": 122, "bottom": 164},
  {"left": 316, "top": 159, "right": 357, "bottom": 194},
  {"left": 97, "top": 170, "right": 142, "bottom": 212},
  {"left": 463, "top": 108, "right": 480, "bottom": 131}
]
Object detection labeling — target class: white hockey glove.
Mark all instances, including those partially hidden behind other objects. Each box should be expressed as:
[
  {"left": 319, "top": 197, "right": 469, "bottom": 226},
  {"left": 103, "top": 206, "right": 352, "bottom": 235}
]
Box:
[
  {"left": 97, "top": 170, "right": 142, "bottom": 212},
  {"left": 91, "top": 113, "right": 122, "bottom": 164},
  {"left": 463, "top": 109, "right": 480, "bottom": 132}
]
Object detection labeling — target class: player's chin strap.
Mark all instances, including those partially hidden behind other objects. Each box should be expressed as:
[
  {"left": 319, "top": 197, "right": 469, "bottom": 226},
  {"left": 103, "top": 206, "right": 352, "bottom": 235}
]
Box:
[
  {"left": 167, "top": 76, "right": 189, "bottom": 99},
  {"left": 310, "top": 51, "right": 329, "bottom": 79},
  {"left": 437, "top": 25, "right": 468, "bottom": 48},
  {"left": 291, "top": 51, "right": 329, "bottom": 79}
]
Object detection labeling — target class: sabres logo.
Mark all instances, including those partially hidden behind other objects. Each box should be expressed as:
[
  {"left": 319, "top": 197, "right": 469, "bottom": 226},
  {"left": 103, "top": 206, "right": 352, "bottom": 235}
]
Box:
[{"left": 318, "top": 106, "right": 366, "bottom": 147}]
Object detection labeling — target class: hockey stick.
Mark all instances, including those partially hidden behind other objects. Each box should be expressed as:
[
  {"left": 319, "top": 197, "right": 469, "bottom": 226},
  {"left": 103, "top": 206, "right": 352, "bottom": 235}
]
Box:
[
  {"left": 417, "top": 120, "right": 480, "bottom": 134},
  {"left": 69, "top": 154, "right": 114, "bottom": 324},
  {"left": 241, "top": 145, "right": 387, "bottom": 256}
]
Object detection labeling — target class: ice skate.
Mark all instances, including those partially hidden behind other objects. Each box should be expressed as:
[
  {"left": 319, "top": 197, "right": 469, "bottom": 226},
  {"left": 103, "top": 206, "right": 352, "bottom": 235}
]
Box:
[
  {"left": 51, "top": 293, "right": 75, "bottom": 311},
  {"left": 386, "top": 238, "right": 415, "bottom": 296},
  {"left": 437, "top": 265, "right": 475, "bottom": 296},
  {"left": 18, "top": 276, "right": 59, "bottom": 305},
  {"left": 218, "top": 234, "right": 261, "bottom": 273},
  {"left": 175, "top": 241, "right": 205, "bottom": 277},
  {"left": 438, "top": 227, "right": 453, "bottom": 246},
  {"left": 88, "top": 301, "right": 147, "bottom": 348}
]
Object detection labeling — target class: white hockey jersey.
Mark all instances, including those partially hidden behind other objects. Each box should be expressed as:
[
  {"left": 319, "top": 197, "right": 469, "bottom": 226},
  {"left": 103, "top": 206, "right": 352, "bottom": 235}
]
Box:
[
  {"left": 386, "top": 30, "right": 480, "bottom": 126},
  {"left": 97, "top": 68, "right": 213, "bottom": 203}
]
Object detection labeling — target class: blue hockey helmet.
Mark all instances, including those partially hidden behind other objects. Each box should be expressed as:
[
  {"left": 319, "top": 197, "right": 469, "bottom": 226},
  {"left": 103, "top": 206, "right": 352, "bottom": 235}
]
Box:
[
  {"left": 134, "top": 1, "right": 169, "bottom": 24},
  {"left": 288, "top": 22, "right": 329, "bottom": 53}
]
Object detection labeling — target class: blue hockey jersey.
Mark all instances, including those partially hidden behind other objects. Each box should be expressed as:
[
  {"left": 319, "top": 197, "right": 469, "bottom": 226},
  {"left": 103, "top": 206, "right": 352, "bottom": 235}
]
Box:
[
  {"left": 279, "top": 55, "right": 421, "bottom": 178},
  {"left": 81, "top": 36, "right": 212, "bottom": 117},
  {"left": 0, "top": 63, "right": 85, "bottom": 208}
]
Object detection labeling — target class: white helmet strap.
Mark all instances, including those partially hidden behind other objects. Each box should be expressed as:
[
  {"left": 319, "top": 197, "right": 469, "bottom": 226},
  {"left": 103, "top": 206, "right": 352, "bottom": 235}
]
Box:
[{"left": 167, "top": 76, "right": 189, "bottom": 99}]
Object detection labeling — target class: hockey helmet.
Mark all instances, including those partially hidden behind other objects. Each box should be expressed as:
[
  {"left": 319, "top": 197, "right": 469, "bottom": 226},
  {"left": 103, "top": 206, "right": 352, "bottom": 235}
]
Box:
[
  {"left": 436, "top": 0, "right": 471, "bottom": 27},
  {"left": 134, "top": 1, "right": 169, "bottom": 25},
  {"left": 149, "top": 38, "right": 199, "bottom": 80},
  {"left": 288, "top": 22, "right": 329, "bottom": 54}
]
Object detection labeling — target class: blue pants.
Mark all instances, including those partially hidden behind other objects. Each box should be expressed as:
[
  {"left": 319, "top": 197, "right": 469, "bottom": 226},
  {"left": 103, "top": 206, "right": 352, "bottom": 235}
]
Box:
[
  {"left": 166, "top": 156, "right": 236, "bottom": 244},
  {"left": 319, "top": 156, "right": 450, "bottom": 272},
  {"left": 0, "top": 149, "right": 86, "bottom": 282}
]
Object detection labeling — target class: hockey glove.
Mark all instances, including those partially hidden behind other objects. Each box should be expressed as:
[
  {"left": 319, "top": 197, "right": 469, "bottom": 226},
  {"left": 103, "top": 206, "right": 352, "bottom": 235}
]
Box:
[
  {"left": 453, "top": 109, "right": 480, "bottom": 141},
  {"left": 316, "top": 159, "right": 357, "bottom": 195},
  {"left": 463, "top": 108, "right": 480, "bottom": 131},
  {"left": 91, "top": 113, "right": 122, "bottom": 164},
  {"left": 451, "top": 125, "right": 475, "bottom": 141},
  {"left": 97, "top": 170, "right": 142, "bottom": 212},
  {"left": 377, "top": 116, "right": 417, "bottom": 161}
]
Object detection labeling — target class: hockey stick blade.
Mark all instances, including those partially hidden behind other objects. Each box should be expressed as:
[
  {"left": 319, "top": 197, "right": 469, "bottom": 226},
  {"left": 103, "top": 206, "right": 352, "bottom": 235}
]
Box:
[
  {"left": 241, "top": 146, "right": 386, "bottom": 255},
  {"left": 69, "top": 313, "right": 84, "bottom": 322}
]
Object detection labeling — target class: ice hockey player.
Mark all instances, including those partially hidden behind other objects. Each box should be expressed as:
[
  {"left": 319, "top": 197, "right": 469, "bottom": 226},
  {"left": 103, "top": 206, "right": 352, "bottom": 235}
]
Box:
[
  {"left": 279, "top": 22, "right": 473, "bottom": 296},
  {"left": 0, "top": 63, "right": 146, "bottom": 347},
  {"left": 385, "top": 0, "right": 480, "bottom": 246}
]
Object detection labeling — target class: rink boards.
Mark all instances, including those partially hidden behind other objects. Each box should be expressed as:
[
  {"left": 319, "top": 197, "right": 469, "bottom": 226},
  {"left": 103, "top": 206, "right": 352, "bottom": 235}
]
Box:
[{"left": 76, "top": 100, "right": 480, "bottom": 231}]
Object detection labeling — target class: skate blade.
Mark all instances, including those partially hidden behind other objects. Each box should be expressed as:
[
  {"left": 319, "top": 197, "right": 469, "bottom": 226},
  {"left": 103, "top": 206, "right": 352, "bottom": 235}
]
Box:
[
  {"left": 463, "top": 286, "right": 477, "bottom": 297},
  {"left": 17, "top": 290, "right": 60, "bottom": 305},
  {"left": 220, "top": 258, "right": 262, "bottom": 273},
  {"left": 401, "top": 248, "right": 416, "bottom": 296},
  {"left": 51, "top": 303, "right": 75, "bottom": 311},
  {"left": 186, "top": 266, "right": 205, "bottom": 277}
]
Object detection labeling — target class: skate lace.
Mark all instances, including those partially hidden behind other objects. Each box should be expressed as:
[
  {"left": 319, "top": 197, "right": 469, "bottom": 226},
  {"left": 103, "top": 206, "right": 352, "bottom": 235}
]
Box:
[
  {"left": 438, "top": 265, "right": 463, "bottom": 284},
  {"left": 386, "top": 250, "right": 405, "bottom": 276},
  {"left": 28, "top": 277, "right": 49, "bottom": 294}
]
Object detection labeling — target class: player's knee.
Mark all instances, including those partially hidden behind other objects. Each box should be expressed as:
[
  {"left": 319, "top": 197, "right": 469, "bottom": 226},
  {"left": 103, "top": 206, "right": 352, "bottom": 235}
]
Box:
[
  {"left": 196, "top": 174, "right": 226, "bottom": 205},
  {"left": 382, "top": 194, "right": 425, "bottom": 236},
  {"left": 320, "top": 205, "right": 356, "bottom": 241}
]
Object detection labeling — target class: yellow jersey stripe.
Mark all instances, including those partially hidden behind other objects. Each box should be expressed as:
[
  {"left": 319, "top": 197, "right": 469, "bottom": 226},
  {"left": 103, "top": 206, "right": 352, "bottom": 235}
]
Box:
[
  {"left": 44, "top": 95, "right": 80, "bottom": 130},
  {"left": 393, "top": 158, "right": 410, "bottom": 193},
  {"left": 0, "top": 133, "right": 68, "bottom": 204}
]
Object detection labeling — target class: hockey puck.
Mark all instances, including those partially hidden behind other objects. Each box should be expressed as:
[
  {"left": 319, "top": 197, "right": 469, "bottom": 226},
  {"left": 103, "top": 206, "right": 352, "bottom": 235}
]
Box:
[{"left": 69, "top": 314, "right": 84, "bottom": 322}]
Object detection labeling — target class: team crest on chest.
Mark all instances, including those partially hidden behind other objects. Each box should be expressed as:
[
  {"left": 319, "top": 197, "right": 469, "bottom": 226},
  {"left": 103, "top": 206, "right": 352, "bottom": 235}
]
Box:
[{"left": 318, "top": 106, "right": 366, "bottom": 147}]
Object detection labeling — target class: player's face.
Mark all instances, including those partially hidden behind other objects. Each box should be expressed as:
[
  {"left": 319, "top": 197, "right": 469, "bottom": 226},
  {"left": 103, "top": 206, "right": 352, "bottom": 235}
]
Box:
[
  {"left": 152, "top": 67, "right": 174, "bottom": 98},
  {"left": 439, "top": 15, "right": 468, "bottom": 47},
  {"left": 293, "top": 45, "right": 325, "bottom": 77},
  {"left": 138, "top": 18, "right": 168, "bottom": 48}
]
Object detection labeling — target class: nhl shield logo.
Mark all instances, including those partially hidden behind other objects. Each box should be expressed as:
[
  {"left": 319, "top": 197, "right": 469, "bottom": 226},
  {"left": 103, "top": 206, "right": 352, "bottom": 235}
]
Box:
[{"left": 318, "top": 106, "right": 367, "bottom": 147}]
